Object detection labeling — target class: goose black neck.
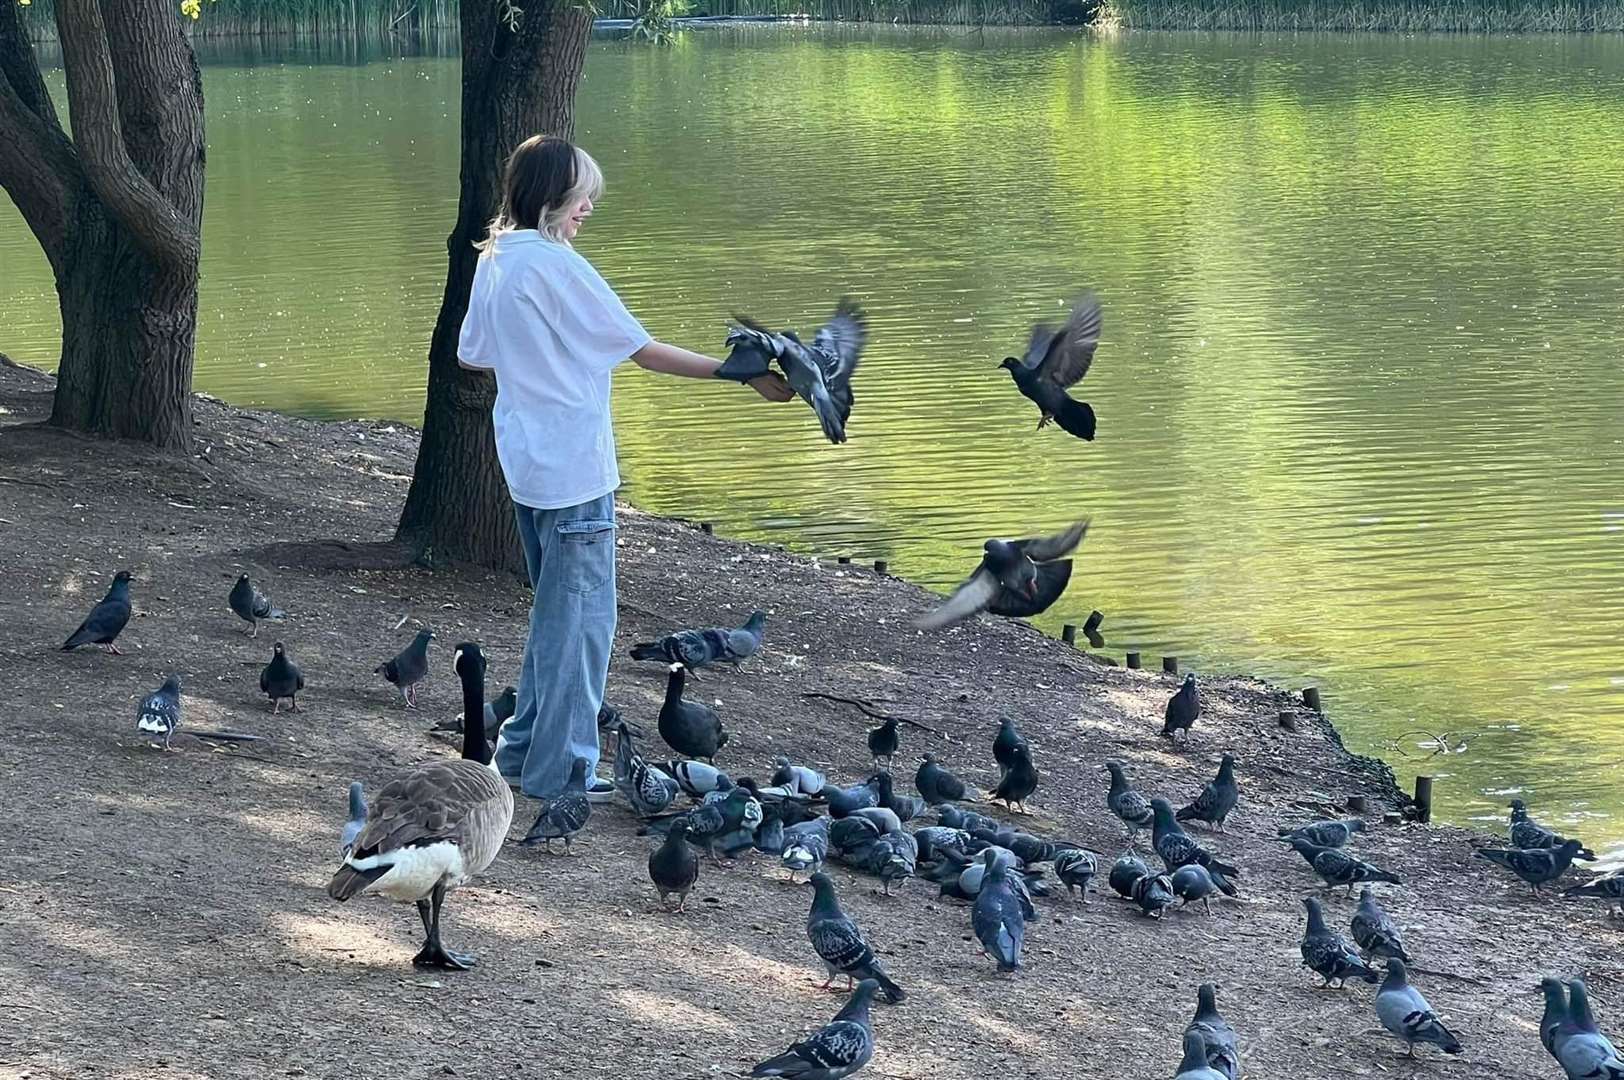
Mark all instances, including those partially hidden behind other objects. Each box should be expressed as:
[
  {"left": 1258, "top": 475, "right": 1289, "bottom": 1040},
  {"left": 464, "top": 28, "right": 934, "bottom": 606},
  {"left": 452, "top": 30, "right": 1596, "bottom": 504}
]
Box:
[
  {"left": 664, "top": 668, "right": 685, "bottom": 705},
  {"left": 460, "top": 661, "right": 488, "bottom": 764}
]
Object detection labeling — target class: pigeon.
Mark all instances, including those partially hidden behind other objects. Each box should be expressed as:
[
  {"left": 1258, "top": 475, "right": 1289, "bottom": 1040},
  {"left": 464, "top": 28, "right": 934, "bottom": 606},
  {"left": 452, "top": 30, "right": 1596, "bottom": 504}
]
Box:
[
  {"left": 720, "top": 299, "right": 866, "bottom": 445},
  {"left": 259, "top": 641, "right": 305, "bottom": 713},
  {"left": 939, "top": 804, "right": 1000, "bottom": 836},
  {"left": 375, "top": 628, "right": 433, "bottom": 708},
  {"left": 1541, "top": 977, "right": 1569, "bottom": 1058},
  {"left": 1564, "top": 871, "right": 1624, "bottom": 916},
  {"left": 1510, "top": 800, "right": 1597, "bottom": 860},
  {"left": 1132, "top": 871, "right": 1177, "bottom": 918},
  {"left": 992, "top": 718, "right": 1029, "bottom": 777},
  {"left": 995, "top": 830, "right": 1062, "bottom": 867},
  {"left": 648, "top": 819, "right": 700, "bottom": 912},
  {"left": 1171, "top": 864, "right": 1221, "bottom": 913},
  {"left": 658, "top": 664, "right": 728, "bottom": 763},
  {"left": 1375, "top": 959, "right": 1462, "bottom": 1058},
  {"left": 1177, "top": 754, "right": 1238, "bottom": 830},
  {"left": 136, "top": 674, "right": 183, "bottom": 751},
  {"left": 999, "top": 292, "right": 1102, "bottom": 441},
  {"left": 773, "top": 757, "right": 828, "bottom": 798},
  {"left": 836, "top": 825, "right": 917, "bottom": 895},
  {"left": 1559, "top": 978, "right": 1624, "bottom": 1080},
  {"left": 614, "top": 722, "right": 680, "bottom": 817},
  {"left": 1277, "top": 818, "right": 1366, "bottom": 849},
  {"left": 1110, "top": 854, "right": 1151, "bottom": 898},
  {"left": 61, "top": 570, "right": 133, "bottom": 653},
  {"left": 1173, "top": 1028, "right": 1229, "bottom": 1080},
  {"left": 228, "top": 573, "right": 285, "bottom": 637},
  {"left": 915, "top": 754, "right": 969, "bottom": 804},
  {"left": 630, "top": 611, "right": 767, "bottom": 673},
  {"left": 1185, "top": 983, "right": 1240, "bottom": 1080},
  {"left": 972, "top": 850, "right": 1028, "bottom": 973},
  {"left": 1476, "top": 838, "right": 1585, "bottom": 893},
  {"left": 749, "top": 978, "right": 877, "bottom": 1080},
  {"left": 990, "top": 747, "right": 1038, "bottom": 814},
  {"left": 665, "top": 786, "right": 758, "bottom": 863},
  {"left": 667, "top": 759, "right": 732, "bottom": 800},
  {"left": 1151, "top": 799, "right": 1239, "bottom": 894},
  {"left": 1053, "top": 849, "right": 1097, "bottom": 901},
  {"left": 1285, "top": 838, "right": 1401, "bottom": 894},
  {"left": 915, "top": 520, "right": 1089, "bottom": 631},
  {"left": 828, "top": 777, "right": 883, "bottom": 819},
  {"left": 947, "top": 847, "right": 1041, "bottom": 902},
  {"left": 913, "top": 826, "right": 974, "bottom": 865},
  {"left": 1162, "top": 674, "right": 1201, "bottom": 743},
  {"left": 806, "top": 873, "right": 905, "bottom": 1003},
  {"left": 867, "top": 717, "right": 898, "bottom": 768},
  {"left": 1300, "top": 897, "right": 1379, "bottom": 988},
  {"left": 783, "top": 818, "right": 831, "bottom": 881},
  {"left": 847, "top": 807, "right": 905, "bottom": 837},
  {"left": 753, "top": 804, "right": 787, "bottom": 857},
  {"left": 871, "top": 774, "right": 926, "bottom": 823},
  {"left": 1105, "top": 761, "right": 1156, "bottom": 843},
  {"left": 520, "top": 759, "right": 592, "bottom": 854},
  {"left": 1351, "top": 886, "right": 1410, "bottom": 961},
  {"left": 435, "top": 685, "right": 517, "bottom": 742},
  {"left": 340, "top": 781, "right": 367, "bottom": 858}
]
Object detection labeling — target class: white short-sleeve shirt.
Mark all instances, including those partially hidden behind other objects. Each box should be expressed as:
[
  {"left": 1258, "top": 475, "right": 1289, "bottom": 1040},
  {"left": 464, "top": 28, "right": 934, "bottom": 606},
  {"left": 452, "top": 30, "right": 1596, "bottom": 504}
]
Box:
[{"left": 458, "top": 230, "right": 652, "bottom": 510}]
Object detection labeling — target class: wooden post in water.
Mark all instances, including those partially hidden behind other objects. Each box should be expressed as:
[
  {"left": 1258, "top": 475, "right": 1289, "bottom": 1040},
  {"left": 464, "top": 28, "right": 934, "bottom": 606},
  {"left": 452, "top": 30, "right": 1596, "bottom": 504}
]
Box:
[
  {"left": 1414, "top": 776, "right": 1434, "bottom": 823},
  {"left": 1162, "top": 656, "right": 1179, "bottom": 675},
  {"left": 1303, "top": 686, "right": 1322, "bottom": 713},
  {"left": 837, "top": 556, "right": 851, "bottom": 565},
  {"left": 874, "top": 560, "right": 888, "bottom": 574},
  {"left": 1061, "top": 624, "right": 1077, "bottom": 646},
  {"left": 700, "top": 522, "right": 713, "bottom": 535},
  {"left": 1126, "top": 652, "right": 1142, "bottom": 669},
  {"left": 1083, "top": 610, "right": 1104, "bottom": 634}
]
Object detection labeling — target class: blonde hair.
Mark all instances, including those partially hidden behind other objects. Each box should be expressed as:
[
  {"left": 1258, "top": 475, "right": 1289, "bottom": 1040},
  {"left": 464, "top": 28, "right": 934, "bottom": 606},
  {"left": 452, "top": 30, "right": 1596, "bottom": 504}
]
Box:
[{"left": 478, "top": 136, "right": 604, "bottom": 252}]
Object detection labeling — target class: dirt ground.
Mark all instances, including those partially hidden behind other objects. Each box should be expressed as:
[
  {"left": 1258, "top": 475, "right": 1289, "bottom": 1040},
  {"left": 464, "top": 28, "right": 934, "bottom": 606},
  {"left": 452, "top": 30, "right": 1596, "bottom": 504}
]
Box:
[{"left": 1, "top": 358, "right": 1619, "bottom": 1080}]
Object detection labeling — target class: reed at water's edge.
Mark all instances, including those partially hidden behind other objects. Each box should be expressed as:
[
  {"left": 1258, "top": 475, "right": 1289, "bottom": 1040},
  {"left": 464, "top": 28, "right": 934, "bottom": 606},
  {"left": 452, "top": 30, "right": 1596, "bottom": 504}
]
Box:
[{"left": 1107, "top": 0, "right": 1624, "bottom": 28}]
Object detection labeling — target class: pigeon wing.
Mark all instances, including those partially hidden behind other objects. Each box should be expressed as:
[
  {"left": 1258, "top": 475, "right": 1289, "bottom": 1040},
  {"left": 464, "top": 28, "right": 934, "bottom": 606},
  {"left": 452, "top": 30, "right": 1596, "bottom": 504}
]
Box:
[
  {"left": 811, "top": 298, "right": 866, "bottom": 393},
  {"left": 1015, "top": 518, "right": 1090, "bottom": 563},
  {"left": 914, "top": 566, "right": 1003, "bottom": 630},
  {"left": 715, "top": 321, "right": 780, "bottom": 383},
  {"left": 1037, "top": 292, "right": 1102, "bottom": 390},
  {"left": 986, "top": 559, "right": 1073, "bottom": 618}
]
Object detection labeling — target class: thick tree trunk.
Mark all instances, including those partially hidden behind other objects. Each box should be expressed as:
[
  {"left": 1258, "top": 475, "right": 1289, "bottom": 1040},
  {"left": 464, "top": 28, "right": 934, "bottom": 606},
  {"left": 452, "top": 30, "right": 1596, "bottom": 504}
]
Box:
[{"left": 395, "top": 0, "right": 593, "bottom": 571}]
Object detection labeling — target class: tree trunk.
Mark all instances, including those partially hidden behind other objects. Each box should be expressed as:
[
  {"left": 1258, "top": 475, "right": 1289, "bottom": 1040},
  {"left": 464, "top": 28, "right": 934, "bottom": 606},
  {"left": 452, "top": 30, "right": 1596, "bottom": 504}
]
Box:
[{"left": 395, "top": 0, "right": 593, "bottom": 572}]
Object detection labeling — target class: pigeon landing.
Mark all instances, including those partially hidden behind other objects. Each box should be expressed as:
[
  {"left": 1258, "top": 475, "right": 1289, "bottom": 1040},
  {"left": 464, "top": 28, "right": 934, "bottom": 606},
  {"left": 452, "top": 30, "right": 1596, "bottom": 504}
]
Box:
[
  {"left": 136, "top": 674, "right": 183, "bottom": 751},
  {"left": 749, "top": 978, "right": 877, "bottom": 1080},
  {"left": 229, "top": 573, "right": 285, "bottom": 637},
  {"left": 630, "top": 611, "right": 767, "bottom": 673},
  {"left": 62, "top": 570, "right": 133, "bottom": 654},
  {"left": 1162, "top": 675, "right": 1201, "bottom": 743},
  {"left": 1000, "top": 292, "right": 1102, "bottom": 441},
  {"left": 375, "top": 628, "right": 433, "bottom": 708},
  {"left": 1185, "top": 983, "right": 1240, "bottom": 1080},
  {"left": 259, "top": 642, "right": 305, "bottom": 713},
  {"left": 1177, "top": 754, "right": 1239, "bottom": 830},
  {"left": 1300, "top": 897, "right": 1378, "bottom": 988},
  {"left": 1375, "top": 959, "right": 1462, "bottom": 1058},
  {"left": 806, "top": 873, "right": 906, "bottom": 1003},
  {"left": 915, "top": 520, "right": 1089, "bottom": 631},
  {"left": 720, "top": 299, "right": 867, "bottom": 445}
]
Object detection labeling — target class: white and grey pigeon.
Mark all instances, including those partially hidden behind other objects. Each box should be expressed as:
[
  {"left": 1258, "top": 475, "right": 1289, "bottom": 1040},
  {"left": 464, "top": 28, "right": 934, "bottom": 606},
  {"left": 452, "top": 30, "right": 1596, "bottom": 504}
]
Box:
[
  {"left": 229, "top": 573, "right": 285, "bottom": 637},
  {"left": 1557, "top": 978, "right": 1624, "bottom": 1080},
  {"left": 340, "top": 781, "right": 367, "bottom": 857},
  {"left": 806, "top": 873, "right": 905, "bottom": 1004},
  {"left": 666, "top": 759, "right": 732, "bottom": 800},
  {"left": 630, "top": 611, "right": 768, "bottom": 673},
  {"left": 613, "top": 721, "right": 679, "bottom": 817},
  {"left": 1185, "top": 983, "right": 1240, "bottom": 1080},
  {"left": 1173, "top": 1029, "right": 1229, "bottom": 1080},
  {"left": 915, "top": 520, "right": 1089, "bottom": 631},
  {"left": 1053, "top": 848, "right": 1098, "bottom": 902},
  {"left": 136, "top": 674, "right": 183, "bottom": 751},
  {"left": 783, "top": 817, "right": 831, "bottom": 881},
  {"left": 773, "top": 757, "right": 828, "bottom": 798},
  {"left": 1300, "top": 897, "right": 1378, "bottom": 988},
  {"left": 1375, "top": 959, "right": 1462, "bottom": 1058},
  {"left": 749, "top": 978, "right": 878, "bottom": 1080},
  {"left": 1351, "top": 886, "right": 1411, "bottom": 961}
]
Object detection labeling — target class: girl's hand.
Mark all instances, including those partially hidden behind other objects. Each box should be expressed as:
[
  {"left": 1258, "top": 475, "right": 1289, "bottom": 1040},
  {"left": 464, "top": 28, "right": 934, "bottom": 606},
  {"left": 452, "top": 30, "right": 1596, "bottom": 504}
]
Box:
[{"left": 748, "top": 373, "right": 796, "bottom": 402}]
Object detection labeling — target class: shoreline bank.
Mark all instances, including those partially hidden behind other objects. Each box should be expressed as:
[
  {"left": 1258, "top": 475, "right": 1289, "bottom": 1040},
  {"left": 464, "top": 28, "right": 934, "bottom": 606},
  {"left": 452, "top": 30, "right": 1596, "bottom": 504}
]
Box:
[{"left": 1, "top": 357, "right": 1617, "bottom": 1079}]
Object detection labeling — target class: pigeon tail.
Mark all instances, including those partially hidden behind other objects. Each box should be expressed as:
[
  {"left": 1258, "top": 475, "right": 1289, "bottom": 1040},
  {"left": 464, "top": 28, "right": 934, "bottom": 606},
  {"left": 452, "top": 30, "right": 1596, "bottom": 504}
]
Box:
[
  {"left": 1050, "top": 394, "right": 1096, "bottom": 440},
  {"left": 630, "top": 641, "right": 671, "bottom": 662},
  {"left": 869, "top": 968, "right": 906, "bottom": 1004}
]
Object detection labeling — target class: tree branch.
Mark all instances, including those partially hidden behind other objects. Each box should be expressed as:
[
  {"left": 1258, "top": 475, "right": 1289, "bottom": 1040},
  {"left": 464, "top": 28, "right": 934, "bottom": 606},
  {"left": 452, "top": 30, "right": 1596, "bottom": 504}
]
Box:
[
  {"left": 54, "top": 0, "right": 199, "bottom": 272},
  {"left": 0, "top": 0, "right": 76, "bottom": 268}
]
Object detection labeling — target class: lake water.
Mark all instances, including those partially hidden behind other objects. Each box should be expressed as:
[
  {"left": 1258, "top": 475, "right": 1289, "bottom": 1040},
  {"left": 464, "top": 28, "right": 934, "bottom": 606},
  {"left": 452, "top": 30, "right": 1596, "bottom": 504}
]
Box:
[{"left": 4, "top": 26, "right": 1623, "bottom": 844}]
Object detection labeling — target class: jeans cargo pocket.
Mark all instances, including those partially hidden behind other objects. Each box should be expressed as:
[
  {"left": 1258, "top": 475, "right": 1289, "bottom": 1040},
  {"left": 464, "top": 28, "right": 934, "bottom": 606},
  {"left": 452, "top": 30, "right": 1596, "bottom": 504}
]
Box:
[{"left": 556, "top": 518, "right": 616, "bottom": 596}]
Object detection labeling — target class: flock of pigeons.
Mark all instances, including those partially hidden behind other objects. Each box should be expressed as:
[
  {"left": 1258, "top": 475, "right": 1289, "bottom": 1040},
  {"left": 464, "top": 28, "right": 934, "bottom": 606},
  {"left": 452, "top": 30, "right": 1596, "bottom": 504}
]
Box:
[{"left": 52, "top": 291, "right": 1624, "bottom": 1078}]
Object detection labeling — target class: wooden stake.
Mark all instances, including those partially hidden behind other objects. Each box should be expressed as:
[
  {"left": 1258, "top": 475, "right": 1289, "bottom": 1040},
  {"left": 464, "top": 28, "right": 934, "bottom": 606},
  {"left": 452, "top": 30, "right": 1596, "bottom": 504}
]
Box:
[
  {"left": 1061, "top": 624, "right": 1077, "bottom": 645},
  {"left": 873, "top": 560, "right": 888, "bottom": 574},
  {"left": 1162, "top": 656, "right": 1179, "bottom": 674},
  {"left": 1125, "top": 652, "right": 1141, "bottom": 669},
  {"left": 837, "top": 556, "right": 851, "bottom": 565},
  {"left": 1083, "top": 610, "right": 1104, "bottom": 634},
  {"left": 1414, "top": 776, "right": 1434, "bottom": 823},
  {"left": 1303, "top": 686, "right": 1322, "bottom": 712},
  {"left": 700, "top": 522, "right": 713, "bottom": 534}
]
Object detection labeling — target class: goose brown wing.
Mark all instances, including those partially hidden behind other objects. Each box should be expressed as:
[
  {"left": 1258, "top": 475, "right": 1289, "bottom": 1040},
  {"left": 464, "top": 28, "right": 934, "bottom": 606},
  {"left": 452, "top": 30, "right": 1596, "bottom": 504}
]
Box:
[{"left": 350, "top": 759, "right": 509, "bottom": 858}]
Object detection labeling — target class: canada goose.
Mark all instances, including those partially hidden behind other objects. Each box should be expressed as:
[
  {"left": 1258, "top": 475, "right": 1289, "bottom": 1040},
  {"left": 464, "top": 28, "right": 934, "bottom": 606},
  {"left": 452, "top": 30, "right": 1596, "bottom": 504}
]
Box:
[{"left": 326, "top": 642, "right": 513, "bottom": 970}]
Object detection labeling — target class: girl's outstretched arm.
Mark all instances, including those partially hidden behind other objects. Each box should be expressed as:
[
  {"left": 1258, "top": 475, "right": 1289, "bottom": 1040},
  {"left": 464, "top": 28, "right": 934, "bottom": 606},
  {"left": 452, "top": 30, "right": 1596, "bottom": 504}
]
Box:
[{"left": 632, "top": 340, "right": 794, "bottom": 400}]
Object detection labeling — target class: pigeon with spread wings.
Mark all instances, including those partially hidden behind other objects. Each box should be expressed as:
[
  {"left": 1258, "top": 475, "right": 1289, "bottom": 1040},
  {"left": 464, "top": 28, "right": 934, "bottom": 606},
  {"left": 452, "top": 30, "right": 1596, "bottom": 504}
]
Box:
[
  {"left": 1001, "top": 292, "right": 1102, "bottom": 441},
  {"left": 915, "top": 519, "right": 1089, "bottom": 631},
  {"left": 716, "top": 299, "right": 866, "bottom": 444}
]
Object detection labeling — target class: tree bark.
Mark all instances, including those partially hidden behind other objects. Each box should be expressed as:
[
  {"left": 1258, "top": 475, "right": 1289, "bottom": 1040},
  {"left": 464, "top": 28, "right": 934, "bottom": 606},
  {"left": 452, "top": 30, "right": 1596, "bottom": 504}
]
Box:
[{"left": 395, "top": 0, "right": 593, "bottom": 571}]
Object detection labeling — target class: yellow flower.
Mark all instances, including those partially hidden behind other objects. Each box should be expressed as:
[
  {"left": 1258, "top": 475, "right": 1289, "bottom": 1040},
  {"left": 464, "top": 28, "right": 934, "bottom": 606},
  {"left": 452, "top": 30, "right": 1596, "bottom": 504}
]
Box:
[
  {"left": 17, "top": 0, "right": 32, "bottom": 8},
  {"left": 180, "top": 0, "right": 200, "bottom": 16}
]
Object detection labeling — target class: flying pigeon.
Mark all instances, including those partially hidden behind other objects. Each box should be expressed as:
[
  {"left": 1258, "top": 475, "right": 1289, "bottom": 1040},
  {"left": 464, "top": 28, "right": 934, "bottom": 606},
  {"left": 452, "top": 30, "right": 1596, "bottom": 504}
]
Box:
[
  {"left": 773, "top": 757, "right": 828, "bottom": 798},
  {"left": 748, "top": 978, "right": 877, "bottom": 1080},
  {"left": 1176, "top": 754, "right": 1238, "bottom": 830},
  {"left": 614, "top": 721, "right": 680, "bottom": 817},
  {"left": 1375, "top": 959, "right": 1462, "bottom": 1058},
  {"left": 62, "top": 570, "right": 133, "bottom": 654},
  {"left": 1556, "top": 978, "right": 1624, "bottom": 1079},
  {"left": 259, "top": 641, "right": 305, "bottom": 713},
  {"left": 1351, "top": 886, "right": 1410, "bottom": 961},
  {"left": 867, "top": 717, "right": 898, "bottom": 768},
  {"left": 915, "top": 520, "right": 1089, "bottom": 631},
  {"left": 520, "top": 759, "right": 592, "bottom": 854},
  {"left": 228, "top": 573, "right": 285, "bottom": 637},
  {"left": 719, "top": 299, "right": 867, "bottom": 445},
  {"left": 1285, "top": 838, "right": 1401, "bottom": 894},
  {"left": 1173, "top": 1028, "right": 1229, "bottom": 1080},
  {"left": 915, "top": 754, "right": 970, "bottom": 805},
  {"left": 1277, "top": 819, "right": 1366, "bottom": 849},
  {"left": 1300, "top": 897, "right": 1378, "bottom": 988},
  {"left": 374, "top": 628, "right": 433, "bottom": 708},
  {"left": 136, "top": 674, "right": 183, "bottom": 751},
  {"left": 1510, "top": 800, "right": 1597, "bottom": 860},
  {"left": 1053, "top": 849, "right": 1097, "bottom": 902},
  {"left": 972, "top": 850, "right": 1029, "bottom": 972},
  {"left": 340, "top": 781, "right": 367, "bottom": 858},
  {"left": 658, "top": 664, "right": 728, "bottom": 762},
  {"left": 806, "top": 873, "right": 905, "bottom": 1003},
  {"left": 990, "top": 747, "right": 1039, "bottom": 814},
  {"left": 1476, "top": 838, "right": 1585, "bottom": 893},
  {"left": 1151, "top": 799, "right": 1239, "bottom": 895},
  {"left": 1162, "top": 675, "right": 1201, "bottom": 743},
  {"left": 999, "top": 292, "right": 1102, "bottom": 441},
  {"left": 1105, "top": 761, "right": 1155, "bottom": 844},
  {"left": 1564, "top": 871, "right": 1624, "bottom": 917},
  {"left": 1185, "top": 983, "right": 1240, "bottom": 1080},
  {"left": 648, "top": 819, "right": 700, "bottom": 912},
  {"left": 630, "top": 611, "right": 767, "bottom": 673}
]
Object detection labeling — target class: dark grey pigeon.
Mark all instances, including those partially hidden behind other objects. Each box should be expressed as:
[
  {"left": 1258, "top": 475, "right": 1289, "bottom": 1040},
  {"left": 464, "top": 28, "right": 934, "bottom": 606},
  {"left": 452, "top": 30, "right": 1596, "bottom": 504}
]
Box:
[
  {"left": 938, "top": 804, "right": 1000, "bottom": 836},
  {"left": 374, "top": 628, "right": 432, "bottom": 708},
  {"left": 1151, "top": 798, "right": 1239, "bottom": 895},
  {"left": 62, "top": 570, "right": 133, "bottom": 653},
  {"left": 434, "top": 685, "right": 517, "bottom": 743},
  {"left": 630, "top": 611, "right": 767, "bottom": 673},
  {"left": 1559, "top": 978, "right": 1624, "bottom": 1079},
  {"left": 749, "top": 978, "right": 877, "bottom": 1080},
  {"left": 521, "top": 759, "right": 592, "bottom": 854},
  {"left": 259, "top": 641, "right": 305, "bottom": 713},
  {"left": 720, "top": 299, "right": 866, "bottom": 445},
  {"left": 999, "top": 292, "right": 1102, "bottom": 441},
  {"left": 1277, "top": 818, "right": 1366, "bottom": 849},
  {"left": 658, "top": 664, "right": 728, "bottom": 763},
  {"left": 1510, "top": 800, "right": 1597, "bottom": 860},
  {"left": 846, "top": 807, "right": 904, "bottom": 838},
  {"left": 1476, "top": 838, "right": 1585, "bottom": 893},
  {"left": 1174, "top": 1028, "right": 1229, "bottom": 1080},
  {"left": 1286, "top": 837, "right": 1401, "bottom": 894},
  {"left": 995, "top": 829, "right": 1061, "bottom": 867},
  {"left": 990, "top": 747, "right": 1038, "bottom": 814},
  {"left": 806, "top": 873, "right": 905, "bottom": 1003},
  {"left": 648, "top": 819, "right": 700, "bottom": 912},
  {"left": 1131, "top": 871, "right": 1177, "bottom": 918},
  {"left": 1351, "top": 886, "right": 1410, "bottom": 961},
  {"left": 1185, "top": 983, "right": 1240, "bottom": 1080},
  {"left": 1539, "top": 977, "right": 1568, "bottom": 1059},
  {"left": 1177, "top": 754, "right": 1238, "bottom": 830},
  {"left": 871, "top": 773, "right": 925, "bottom": 823},
  {"left": 915, "top": 520, "right": 1089, "bottom": 631},
  {"left": 992, "top": 717, "right": 1029, "bottom": 777},
  {"left": 1105, "top": 761, "right": 1155, "bottom": 844},
  {"left": 1171, "top": 864, "right": 1221, "bottom": 914},
  {"left": 1300, "top": 897, "right": 1378, "bottom": 988},
  {"left": 972, "top": 850, "right": 1028, "bottom": 973},
  {"left": 1109, "top": 854, "right": 1150, "bottom": 899},
  {"left": 867, "top": 717, "right": 898, "bottom": 768},
  {"left": 782, "top": 817, "right": 831, "bottom": 881},
  {"left": 915, "top": 754, "right": 969, "bottom": 804},
  {"left": 913, "top": 826, "right": 974, "bottom": 866},
  {"left": 828, "top": 777, "right": 883, "bottom": 819},
  {"left": 614, "top": 721, "right": 680, "bottom": 817},
  {"left": 1162, "top": 674, "right": 1201, "bottom": 743},
  {"left": 1375, "top": 958, "right": 1461, "bottom": 1058},
  {"left": 136, "top": 674, "right": 182, "bottom": 751},
  {"left": 340, "top": 781, "right": 367, "bottom": 858},
  {"left": 229, "top": 573, "right": 285, "bottom": 637},
  {"left": 1563, "top": 870, "right": 1624, "bottom": 916},
  {"left": 1053, "top": 849, "right": 1097, "bottom": 901}
]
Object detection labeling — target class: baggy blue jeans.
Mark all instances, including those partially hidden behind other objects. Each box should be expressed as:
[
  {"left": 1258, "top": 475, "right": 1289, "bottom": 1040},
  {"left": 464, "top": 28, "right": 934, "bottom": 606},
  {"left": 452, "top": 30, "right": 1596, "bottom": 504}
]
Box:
[{"left": 494, "top": 493, "right": 616, "bottom": 800}]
